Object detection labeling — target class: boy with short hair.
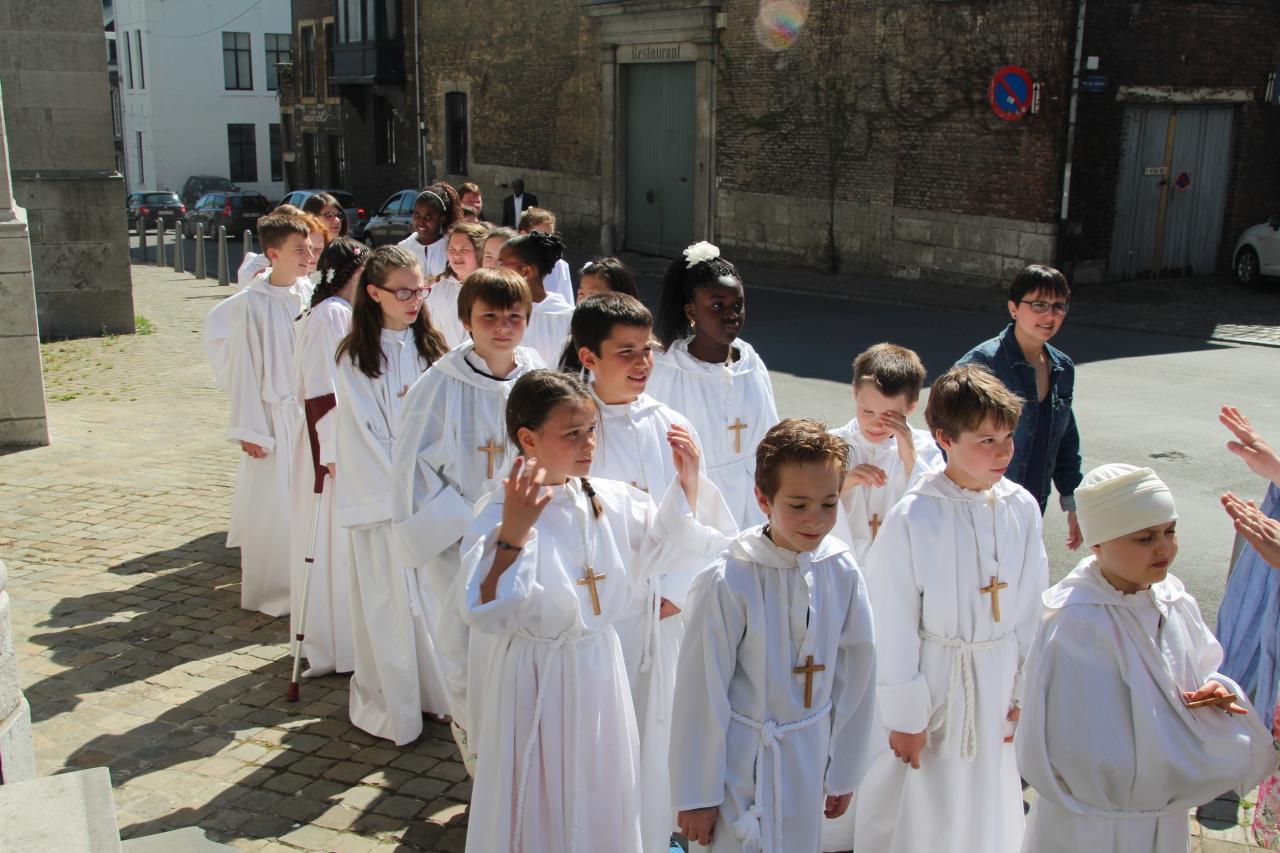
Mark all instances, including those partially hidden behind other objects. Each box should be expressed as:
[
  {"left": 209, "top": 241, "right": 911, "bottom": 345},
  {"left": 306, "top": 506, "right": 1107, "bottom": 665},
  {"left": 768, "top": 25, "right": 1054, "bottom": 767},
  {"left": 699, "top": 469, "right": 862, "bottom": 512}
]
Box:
[
  {"left": 518, "top": 206, "right": 572, "bottom": 302},
  {"left": 670, "top": 418, "right": 878, "bottom": 853},
  {"left": 1017, "top": 463, "right": 1275, "bottom": 853},
  {"left": 225, "top": 213, "right": 317, "bottom": 615},
  {"left": 392, "top": 266, "right": 545, "bottom": 771},
  {"left": 831, "top": 343, "right": 944, "bottom": 564},
  {"left": 852, "top": 364, "right": 1048, "bottom": 853}
]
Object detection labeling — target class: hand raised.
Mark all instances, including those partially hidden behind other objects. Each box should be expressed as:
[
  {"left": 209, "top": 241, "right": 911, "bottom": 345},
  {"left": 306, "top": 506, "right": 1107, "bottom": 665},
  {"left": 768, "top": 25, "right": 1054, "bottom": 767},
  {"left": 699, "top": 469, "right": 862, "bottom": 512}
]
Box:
[
  {"left": 843, "top": 463, "right": 888, "bottom": 492},
  {"left": 498, "top": 456, "right": 552, "bottom": 548},
  {"left": 1223, "top": 491, "right": 1280, "bottom": 569},
  {"left": 1220, "top": 406, "right": 1280, "bottom": 484},
  {"left": 668, "top": 425, "right": 701, "bottom": 506}
]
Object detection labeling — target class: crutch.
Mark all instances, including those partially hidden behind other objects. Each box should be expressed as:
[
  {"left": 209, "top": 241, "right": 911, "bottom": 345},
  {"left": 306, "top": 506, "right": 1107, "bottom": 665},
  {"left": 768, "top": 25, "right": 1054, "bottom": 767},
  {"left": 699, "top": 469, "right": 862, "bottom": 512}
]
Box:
[{"left": 288, "top": 394, "right": 336, "bottom": 701}]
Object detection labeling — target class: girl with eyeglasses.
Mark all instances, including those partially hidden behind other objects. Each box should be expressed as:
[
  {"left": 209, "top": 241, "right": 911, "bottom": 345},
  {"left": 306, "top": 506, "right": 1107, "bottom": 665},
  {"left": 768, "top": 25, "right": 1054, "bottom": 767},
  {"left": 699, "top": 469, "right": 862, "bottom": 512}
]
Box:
[
  {"left": 302, "top": 192, "right": 348, "bottom": 240},
  {"left": 333, "top": 245, "right": 452, "bottom": 744},
  {"left": 955, "top": 264, "right": 1084, "bottom": 549}
]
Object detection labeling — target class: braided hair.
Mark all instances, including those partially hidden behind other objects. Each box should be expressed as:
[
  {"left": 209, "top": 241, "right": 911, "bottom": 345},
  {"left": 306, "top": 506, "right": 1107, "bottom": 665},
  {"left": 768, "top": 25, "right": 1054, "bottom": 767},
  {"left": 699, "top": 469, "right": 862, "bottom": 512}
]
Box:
[
  {"left": 503, "top": 230, "right": 564, "bottom": 278},
  {"left": 505, "top": 369, "right": 602, "bottom": 518},
  {"left": 654, "top": 242, "right": 742, "bottom": 346},
  {"left": 309, "top": 237, "right": 367, "bottom": 310},
  {"left": 415, "top": 182, "right": 463, "bottom": 237}
]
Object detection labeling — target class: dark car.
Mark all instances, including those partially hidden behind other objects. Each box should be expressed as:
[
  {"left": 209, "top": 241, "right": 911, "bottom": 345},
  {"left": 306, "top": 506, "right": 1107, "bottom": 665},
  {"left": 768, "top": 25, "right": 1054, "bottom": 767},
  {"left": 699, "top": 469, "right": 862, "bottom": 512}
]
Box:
[
  {"left": 182, "top": 192, "right": 271, "bottom": 239},
  {"left": 126, "top": 191, "right": 186, "bottom": 231},
  {"left": 361, "top": 188, "right": 420, "bottom": 246},
  {"left": 278, "top": 189, "right": 365, "bottom": 235},
  {"left": 181, "top": 175, "right": 239, "bottom": 209}
]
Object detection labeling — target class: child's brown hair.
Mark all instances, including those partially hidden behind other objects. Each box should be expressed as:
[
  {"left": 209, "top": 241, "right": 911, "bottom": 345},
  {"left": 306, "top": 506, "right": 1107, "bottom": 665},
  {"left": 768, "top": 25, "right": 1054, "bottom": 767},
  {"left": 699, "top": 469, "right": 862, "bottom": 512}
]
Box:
[
  {"left": 924, "top": 364, "right": 1023, "bottom": 441},
  {"left": 853, "top": 343, "right": 927, "bottom": 404},
  {"left": 457, "top": 267, "right": 533, "bottom": 325},
  {"left": 256, "top": 212, "right": 309, "bottom": 251},
  {"left": 755, "top": 418, "right": 850, "bottom": 499},
  {"left": 518, "top": 207, "right": 556, "bottom": 233}
]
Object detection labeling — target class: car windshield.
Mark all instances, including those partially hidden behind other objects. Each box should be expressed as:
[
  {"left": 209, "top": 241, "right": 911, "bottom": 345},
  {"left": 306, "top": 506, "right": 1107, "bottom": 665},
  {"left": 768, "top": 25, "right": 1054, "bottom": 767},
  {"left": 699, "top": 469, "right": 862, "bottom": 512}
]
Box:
[
  {"left": 206, "top": 179, "right": 237, "bottom": 190},
  {"left": 145, "top": 193, "right": 180, "bottom": 204}
]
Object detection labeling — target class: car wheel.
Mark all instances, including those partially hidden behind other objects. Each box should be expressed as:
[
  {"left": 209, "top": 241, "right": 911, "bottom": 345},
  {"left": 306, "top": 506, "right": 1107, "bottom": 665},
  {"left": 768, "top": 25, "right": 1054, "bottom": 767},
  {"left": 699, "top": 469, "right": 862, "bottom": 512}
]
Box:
[{"left": 1235, "top": 246, "right": 1260, "bottom": 286}]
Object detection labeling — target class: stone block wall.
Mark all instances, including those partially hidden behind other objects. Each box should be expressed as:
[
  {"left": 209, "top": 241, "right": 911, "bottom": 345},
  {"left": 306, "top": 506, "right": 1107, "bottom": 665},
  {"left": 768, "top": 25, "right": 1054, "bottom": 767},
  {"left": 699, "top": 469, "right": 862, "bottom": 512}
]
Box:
[{"left": 0, "top": 560, "right": 35, "bottom": 783}]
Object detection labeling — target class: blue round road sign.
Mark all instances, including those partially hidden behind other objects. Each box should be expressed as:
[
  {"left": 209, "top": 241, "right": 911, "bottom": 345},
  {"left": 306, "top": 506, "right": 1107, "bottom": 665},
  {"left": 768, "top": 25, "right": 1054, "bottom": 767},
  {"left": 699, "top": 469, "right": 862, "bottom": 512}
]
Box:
[{"left": 990, "top": 65, "right": 1034, "bottom": 121}]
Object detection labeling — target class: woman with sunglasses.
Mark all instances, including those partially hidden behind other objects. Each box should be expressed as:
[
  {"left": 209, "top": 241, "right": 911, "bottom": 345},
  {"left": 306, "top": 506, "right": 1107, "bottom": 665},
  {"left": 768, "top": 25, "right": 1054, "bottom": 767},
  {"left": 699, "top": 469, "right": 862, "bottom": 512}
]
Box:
[{"left": 956, "top": 264, "right": 1084, "bottom": 550}]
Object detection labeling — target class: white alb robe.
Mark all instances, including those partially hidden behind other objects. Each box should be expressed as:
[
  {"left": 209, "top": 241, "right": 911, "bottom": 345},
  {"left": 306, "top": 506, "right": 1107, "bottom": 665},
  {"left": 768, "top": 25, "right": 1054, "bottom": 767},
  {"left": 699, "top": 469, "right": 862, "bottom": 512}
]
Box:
[
  {"left": 425, "top": 276, "right": 469, "bottom": 349},
  {"left": 647, "top": 337, "right": 780, "bottom": 528},
  {"left": 829, "top": 418, "right": 944, "bottom": 564},
  {"left": 1017, "top": 558, "right": 1275, "bottom": 853},
  {"left": 398, "top": 233, "right": 448, "bottom": 280},
  {"left": 461, "top": 476, "right": 730, "bottom": 853},
  {"left": 391, "top": 343, "right": 545, "bottom": 746},
  {"left": 225, "top": 275, "right": 308, "bottom": 616},
  {"left": 545, "top": 257, "right": 573, "bottom": 303},
  {"left": 587, "top": 390, "right": 737, "bottom": 852},
  {"left": 238, "top": 252, "right": 268, "bottom": 288},
  {"left": 524, "top": 292, "right": 574, "bottom": 367},
  {"left": 205, "top": 271, "right": 310, "bottom": 392},
  {"left": 851, "top": 472, "right": 1048, "bottom": 853},
  {"left": 335, "top": 329, "right": 448, "bottom": 745},
  {"left": 670, "top": 528, "right": 877, "bottom": 853},
  {"left": 289, "top": 295, "right": 355, "bottom": 677}
]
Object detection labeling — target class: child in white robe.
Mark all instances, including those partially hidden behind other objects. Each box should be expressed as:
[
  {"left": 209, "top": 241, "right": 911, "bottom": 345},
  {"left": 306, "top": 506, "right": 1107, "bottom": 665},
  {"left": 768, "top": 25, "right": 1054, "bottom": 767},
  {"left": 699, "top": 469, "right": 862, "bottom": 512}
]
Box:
[
  {"left": 517, "top": 207, "right": 574, "bottom": 303},
  {"left": 333, "top": 244, "right": 452, "bottom": 745},
  {"left": 648, "top": 241, "right": 780, "bottom": 528},
  {"left": 397, "top": 184, "right": 459, "bottom": 281},
  {"left": 224, "top": 213, "right": 318, "bottom": 615},
  {"left": 287, "top": 238, "right": 364, "bottom": 677},
  {"left": 461, "top": 370, "right": 729, "bottom": 853},
  {"left": 830, "top": 344, "right": 944, "bottom": 567},
  {"left": 497, "top": 230, "right": 573, "bottom": 366},
  {"left": 425, "top": 221, "right": 487, "bottom": 350},
  {"left": 392, "top": 267, "right": 545, "bottom": 768},
  {"left": 671, "top": 419, "right": 878, "bottom": 853},
  {"left": 576, "top": 256, "right": 639, "bottom": 302},
  {"left": 853, "top": 364, "right": 1049, "bottom": 853},
  {"left": 1017, "top": 463, "right": 1275, "bottom": 853},
  {"left": 561, "top": 293, "right": 737, "bottom": 852}
]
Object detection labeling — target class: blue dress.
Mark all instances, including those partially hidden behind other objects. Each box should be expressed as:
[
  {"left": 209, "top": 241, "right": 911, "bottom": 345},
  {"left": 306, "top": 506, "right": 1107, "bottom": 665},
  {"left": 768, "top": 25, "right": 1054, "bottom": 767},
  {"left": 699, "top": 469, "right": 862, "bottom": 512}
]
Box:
[{"left": 1217, "top": 482, "right": 1280, "bottom": 715}]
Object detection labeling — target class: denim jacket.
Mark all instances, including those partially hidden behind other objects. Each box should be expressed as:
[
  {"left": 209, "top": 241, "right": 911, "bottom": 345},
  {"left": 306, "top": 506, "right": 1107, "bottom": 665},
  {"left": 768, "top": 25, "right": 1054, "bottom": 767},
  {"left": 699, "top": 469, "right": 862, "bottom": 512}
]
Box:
[{"left": 956, "top": 324, "right": 1082, "bottom": 512}]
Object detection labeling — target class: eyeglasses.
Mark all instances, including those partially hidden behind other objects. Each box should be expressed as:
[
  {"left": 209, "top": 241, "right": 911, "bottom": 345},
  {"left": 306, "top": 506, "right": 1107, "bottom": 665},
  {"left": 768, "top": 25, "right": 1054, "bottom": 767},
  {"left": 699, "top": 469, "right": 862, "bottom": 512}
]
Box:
[
  {"left": 319, "top": 211, "right": 342, "bottom": 220},
  {"left": 374, "top": 284, "right": 429, "bottom": 302},
  {"left": 1020, "top": 299, "right": 1070, "bottom": 316}
]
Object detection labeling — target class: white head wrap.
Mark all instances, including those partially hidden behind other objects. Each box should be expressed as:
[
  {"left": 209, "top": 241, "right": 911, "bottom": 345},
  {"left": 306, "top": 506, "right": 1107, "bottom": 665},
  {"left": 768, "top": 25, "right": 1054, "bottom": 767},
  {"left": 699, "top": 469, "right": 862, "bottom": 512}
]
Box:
[{"left": 1076, "top": 463, "right": 1177, "bottom": 547}]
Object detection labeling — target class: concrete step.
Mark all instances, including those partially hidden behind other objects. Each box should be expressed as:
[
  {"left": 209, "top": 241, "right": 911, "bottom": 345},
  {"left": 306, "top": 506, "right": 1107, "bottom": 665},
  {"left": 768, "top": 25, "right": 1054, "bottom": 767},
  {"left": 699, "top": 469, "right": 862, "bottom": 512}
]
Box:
[
  {"left": 122, "top": 827, "right": 238, "bottom": 852},
  {"left": 0, "top": 767, "right": 121, "bottom": 852}
]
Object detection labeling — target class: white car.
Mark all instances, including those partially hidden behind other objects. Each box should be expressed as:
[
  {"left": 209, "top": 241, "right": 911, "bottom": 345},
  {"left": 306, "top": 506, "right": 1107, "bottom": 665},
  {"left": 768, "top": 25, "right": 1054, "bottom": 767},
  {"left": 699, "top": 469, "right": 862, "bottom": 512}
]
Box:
[{"left": 1233, "top": 215, "right": 1280, "bottom": 285}]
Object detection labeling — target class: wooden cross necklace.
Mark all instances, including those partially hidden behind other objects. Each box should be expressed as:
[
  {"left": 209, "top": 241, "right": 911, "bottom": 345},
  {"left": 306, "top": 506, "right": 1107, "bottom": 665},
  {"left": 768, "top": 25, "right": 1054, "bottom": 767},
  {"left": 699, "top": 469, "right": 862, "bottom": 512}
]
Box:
[
  {"left": 976, "top": 490, "right": 1007, "bottom": 622},
  {"left": 478, "top": 438, "right": 502, "bottom": 480},
  {"left": 574, "top": 483, "right": 605, "bottom": 616}
]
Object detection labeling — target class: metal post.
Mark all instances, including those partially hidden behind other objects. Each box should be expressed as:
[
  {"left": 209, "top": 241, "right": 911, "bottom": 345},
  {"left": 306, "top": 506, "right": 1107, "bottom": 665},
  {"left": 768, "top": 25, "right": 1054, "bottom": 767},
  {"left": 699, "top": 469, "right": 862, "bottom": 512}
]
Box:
[
  {"left": 195, "top": 223, "right": 207, "bottom": 278},
  {"left": 172, "top": 221, "right": 185, "bottom": 273},
  {"left": 217, "top": 225, "right": 230, "bottom": 286},
  {"left": 139, "top": 220, "right": 148, "bottom": 263},
  {"left": 243, "top": 228, "right": 253, "bottom": 251},
  {"left": 156, "top": 218, "right": 167, "bottom": 267}
]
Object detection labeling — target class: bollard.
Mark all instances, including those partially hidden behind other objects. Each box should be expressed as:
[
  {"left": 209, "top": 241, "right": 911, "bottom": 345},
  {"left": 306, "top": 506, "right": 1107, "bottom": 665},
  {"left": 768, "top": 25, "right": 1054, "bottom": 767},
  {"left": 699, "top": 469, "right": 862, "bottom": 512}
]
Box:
[
  {"left": 173, "top": 221, "right": 185, "bottom": 273},
  {"left": 156, "top": 217, "right": 167, "bottom": 267},
  {"left": 195, "top": 223, "right": 207, "bottom": 279},
  {"left": 217, "top": 225, "right": 230, "bottom": 286},
  {"left": 243, "top": 229, "right": 253, "bottom": 252},
  {"left": 139, "top": 220, "right": 148, "bottom": 264}
]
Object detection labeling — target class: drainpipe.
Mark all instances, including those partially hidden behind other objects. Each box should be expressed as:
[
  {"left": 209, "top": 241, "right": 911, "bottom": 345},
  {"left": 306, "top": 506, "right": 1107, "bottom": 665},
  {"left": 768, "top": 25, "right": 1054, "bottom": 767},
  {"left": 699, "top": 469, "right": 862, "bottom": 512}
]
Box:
[
  {"left": 1058, "top": 0, "right": 1087, "bottom": 235},
  {"left": 414, "top": 0, "right": 424, "bottom": 186}
]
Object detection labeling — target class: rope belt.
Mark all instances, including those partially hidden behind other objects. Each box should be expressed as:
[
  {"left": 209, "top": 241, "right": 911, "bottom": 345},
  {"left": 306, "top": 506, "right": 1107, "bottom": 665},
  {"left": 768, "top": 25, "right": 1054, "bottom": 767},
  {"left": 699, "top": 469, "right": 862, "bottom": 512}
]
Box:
[
  {"left": 728, "top": 700, "right": 832, "bottom": 852},
  {"left": 918, "top": 629, "right": 1014, "bottom": 761}
]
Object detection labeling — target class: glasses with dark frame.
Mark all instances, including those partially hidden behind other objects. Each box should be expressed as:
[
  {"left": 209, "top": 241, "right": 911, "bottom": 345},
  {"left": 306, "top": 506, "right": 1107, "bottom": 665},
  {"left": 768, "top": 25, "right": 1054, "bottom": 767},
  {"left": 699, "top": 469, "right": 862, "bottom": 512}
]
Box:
[{"left": 1019, "top": 299, "right": 1070, "bottom": 316}]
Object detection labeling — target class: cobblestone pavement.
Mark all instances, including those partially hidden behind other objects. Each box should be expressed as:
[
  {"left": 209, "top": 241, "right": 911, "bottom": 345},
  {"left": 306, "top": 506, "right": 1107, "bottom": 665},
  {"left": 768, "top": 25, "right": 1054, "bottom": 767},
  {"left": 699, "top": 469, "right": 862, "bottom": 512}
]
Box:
[{"left": 0, "top": 262, "right": 1271, "bottom": 852}]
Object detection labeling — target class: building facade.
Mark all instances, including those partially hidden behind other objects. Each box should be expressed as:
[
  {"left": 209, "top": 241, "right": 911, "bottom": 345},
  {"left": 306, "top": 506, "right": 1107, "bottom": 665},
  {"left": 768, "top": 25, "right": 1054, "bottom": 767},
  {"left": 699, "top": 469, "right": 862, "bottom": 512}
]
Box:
[{"left": 114, "top": 0, "right": 292, "bottom": 200}]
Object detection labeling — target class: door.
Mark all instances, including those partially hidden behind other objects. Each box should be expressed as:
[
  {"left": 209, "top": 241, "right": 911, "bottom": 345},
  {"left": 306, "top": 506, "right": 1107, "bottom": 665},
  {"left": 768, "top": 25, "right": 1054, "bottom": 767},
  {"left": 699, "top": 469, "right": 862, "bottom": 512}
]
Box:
[
  {"left": 1108, "top": 106, "right": 1234, "bottom": 279},
  {"left": 624, "top": 62, "right": 695, "bottom": 257}
]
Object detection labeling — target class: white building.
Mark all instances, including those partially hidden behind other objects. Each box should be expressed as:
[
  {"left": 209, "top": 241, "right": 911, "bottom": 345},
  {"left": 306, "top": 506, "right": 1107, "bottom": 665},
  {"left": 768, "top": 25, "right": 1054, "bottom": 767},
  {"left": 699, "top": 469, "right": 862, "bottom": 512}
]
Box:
[{"left": 114, "top": 0, "right": 291, "bottom": 201}]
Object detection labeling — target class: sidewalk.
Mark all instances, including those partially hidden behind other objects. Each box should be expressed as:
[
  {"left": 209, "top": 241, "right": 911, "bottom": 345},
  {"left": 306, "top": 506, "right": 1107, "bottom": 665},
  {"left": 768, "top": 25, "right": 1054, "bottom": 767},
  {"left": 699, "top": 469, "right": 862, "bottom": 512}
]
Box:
[{"left": 0, "top": 262, "right": 1270, "bottom": 852}]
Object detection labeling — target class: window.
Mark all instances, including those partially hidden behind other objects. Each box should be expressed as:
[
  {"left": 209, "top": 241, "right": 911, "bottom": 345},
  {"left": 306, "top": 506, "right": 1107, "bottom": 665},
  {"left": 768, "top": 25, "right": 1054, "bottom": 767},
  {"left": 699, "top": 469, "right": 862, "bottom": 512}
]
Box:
[
  {"left": 346, "top": 0, "right": 363, "bottom": 43},
  {"left": 222, "top": 32, "right": 253, "bottom": 91},
  {"left": 135, "top": 131, "right": 144, "bottom": 184},
  {"left": 328, "top": 135, "right": 346, "bottom": 187},
  {"left": 134, "top": 31, "right": 145, "bottom": 88},
  {"left": 123, "top": 30, "right": 134, "bottom": 88},
  {"left": 374, "top": 96, "right": 396, "bottom": 165},
  {"left": 265, "top": 33, "right": 290, "bottom": 91},
  {"left": 302, "top": 134, "right": 319, "bottom": 186},
  {"left": 299, "top": 26, "right": 315, "bottom": 97},
  {"left": 445, "top": 92, "right": 467, "bottom": 175},
  {"left": 269, "top": 123, "right": 283, "bottom": 182},
  {"left": 227, "top": 124, "right": 258, "bottom": 182},
  {"left": 381, "top": 0, "right": 400, "bottom": 39},
  {"left": 323, "top": 22, "right": 334, "bottom": 86}
]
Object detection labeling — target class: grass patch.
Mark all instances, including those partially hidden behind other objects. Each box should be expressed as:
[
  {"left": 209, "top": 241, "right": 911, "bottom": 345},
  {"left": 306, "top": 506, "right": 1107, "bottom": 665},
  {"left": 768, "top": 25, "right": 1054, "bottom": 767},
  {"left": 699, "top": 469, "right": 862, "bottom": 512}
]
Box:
[
  {"left": 135, "top": 315, "right": 156, "bottom": 336},
  {"left": 53, "top": 392, "right": 78, "bottom": 402}
]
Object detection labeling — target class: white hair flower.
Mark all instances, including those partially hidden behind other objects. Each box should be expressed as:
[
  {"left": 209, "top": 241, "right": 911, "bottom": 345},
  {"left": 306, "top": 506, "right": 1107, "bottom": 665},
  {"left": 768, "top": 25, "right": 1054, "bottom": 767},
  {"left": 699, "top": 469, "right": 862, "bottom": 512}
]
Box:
[
  {"left": 683, "top": 241, "right": 720, "bottom": 269},
  {"left": 322, "top": 268, "right": 335, "bottom": 285}
]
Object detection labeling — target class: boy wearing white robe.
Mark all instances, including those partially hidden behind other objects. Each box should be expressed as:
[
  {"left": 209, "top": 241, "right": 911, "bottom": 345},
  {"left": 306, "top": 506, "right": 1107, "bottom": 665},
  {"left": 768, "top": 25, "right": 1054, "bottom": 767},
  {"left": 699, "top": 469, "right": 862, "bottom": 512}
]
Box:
[
  {"left": 671, "top": 419, "right": 877, "bottom": 853},
  {"left": 1017, "top": 463, "right": 1276, "bottom": 853},
  {"left": 224, "top": 214, "right": 317, "bottom": 615},
  {"left": 829, "top": 343, "right": 944, "bottom": 566},
  {"left": 392, "top": 268, "right": 545, "bottom": 765},
  {"left": 461, "top": 370, "right": 729, "bottom": 853},
  {"left": 336, "top": 246, "right": 450, "bottom": 745},
  {"left": 569, "top": 294, "right": 738, "bottom": 852},
  {"left": 852, "top": 364, "right": 1048, "bottom": 853}
]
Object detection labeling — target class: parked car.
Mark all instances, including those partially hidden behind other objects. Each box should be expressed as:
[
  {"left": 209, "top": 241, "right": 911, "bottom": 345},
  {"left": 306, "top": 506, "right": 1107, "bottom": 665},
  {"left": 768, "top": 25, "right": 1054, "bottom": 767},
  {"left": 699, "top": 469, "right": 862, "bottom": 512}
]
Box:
[
  {"left": 180, "top": 175, "right": 239, "bottom": 209},
  {"left": 277, "top": 189, "right": 365, "bottom": 235},
  {"left": 360, "top": 188, "right": 420, "bottom": 246},
  {"left": 126, "top": 191, "right": 186, "bottom": 231},
  {"left": 1234, "top": 214, "right": 1280, "bottom": 285},
  {"left": 181, "top": 191, "right": 271, "bottom": 239}
]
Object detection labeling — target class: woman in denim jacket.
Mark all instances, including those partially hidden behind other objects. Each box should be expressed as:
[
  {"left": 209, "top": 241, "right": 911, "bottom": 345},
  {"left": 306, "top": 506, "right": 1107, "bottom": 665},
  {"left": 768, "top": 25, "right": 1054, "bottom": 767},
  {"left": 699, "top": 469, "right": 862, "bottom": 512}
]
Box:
[{"left": 956, "top": 264, "right": 1084, "bottom": 550}]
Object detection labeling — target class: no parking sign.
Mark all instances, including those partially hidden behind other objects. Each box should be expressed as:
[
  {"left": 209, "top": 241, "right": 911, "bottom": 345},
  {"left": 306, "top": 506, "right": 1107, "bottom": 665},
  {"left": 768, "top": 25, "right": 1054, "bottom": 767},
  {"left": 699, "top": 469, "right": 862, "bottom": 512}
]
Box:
[{"left": 990, "top": 65, "right": 1034, "bottom": 121}]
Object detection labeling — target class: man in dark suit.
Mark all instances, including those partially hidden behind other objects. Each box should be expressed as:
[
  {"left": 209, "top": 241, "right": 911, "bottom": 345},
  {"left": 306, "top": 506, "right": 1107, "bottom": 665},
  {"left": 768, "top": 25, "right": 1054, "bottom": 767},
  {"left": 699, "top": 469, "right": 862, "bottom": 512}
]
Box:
[{"left": 500, "top": 178, "right": 538, "bottom": 228}]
